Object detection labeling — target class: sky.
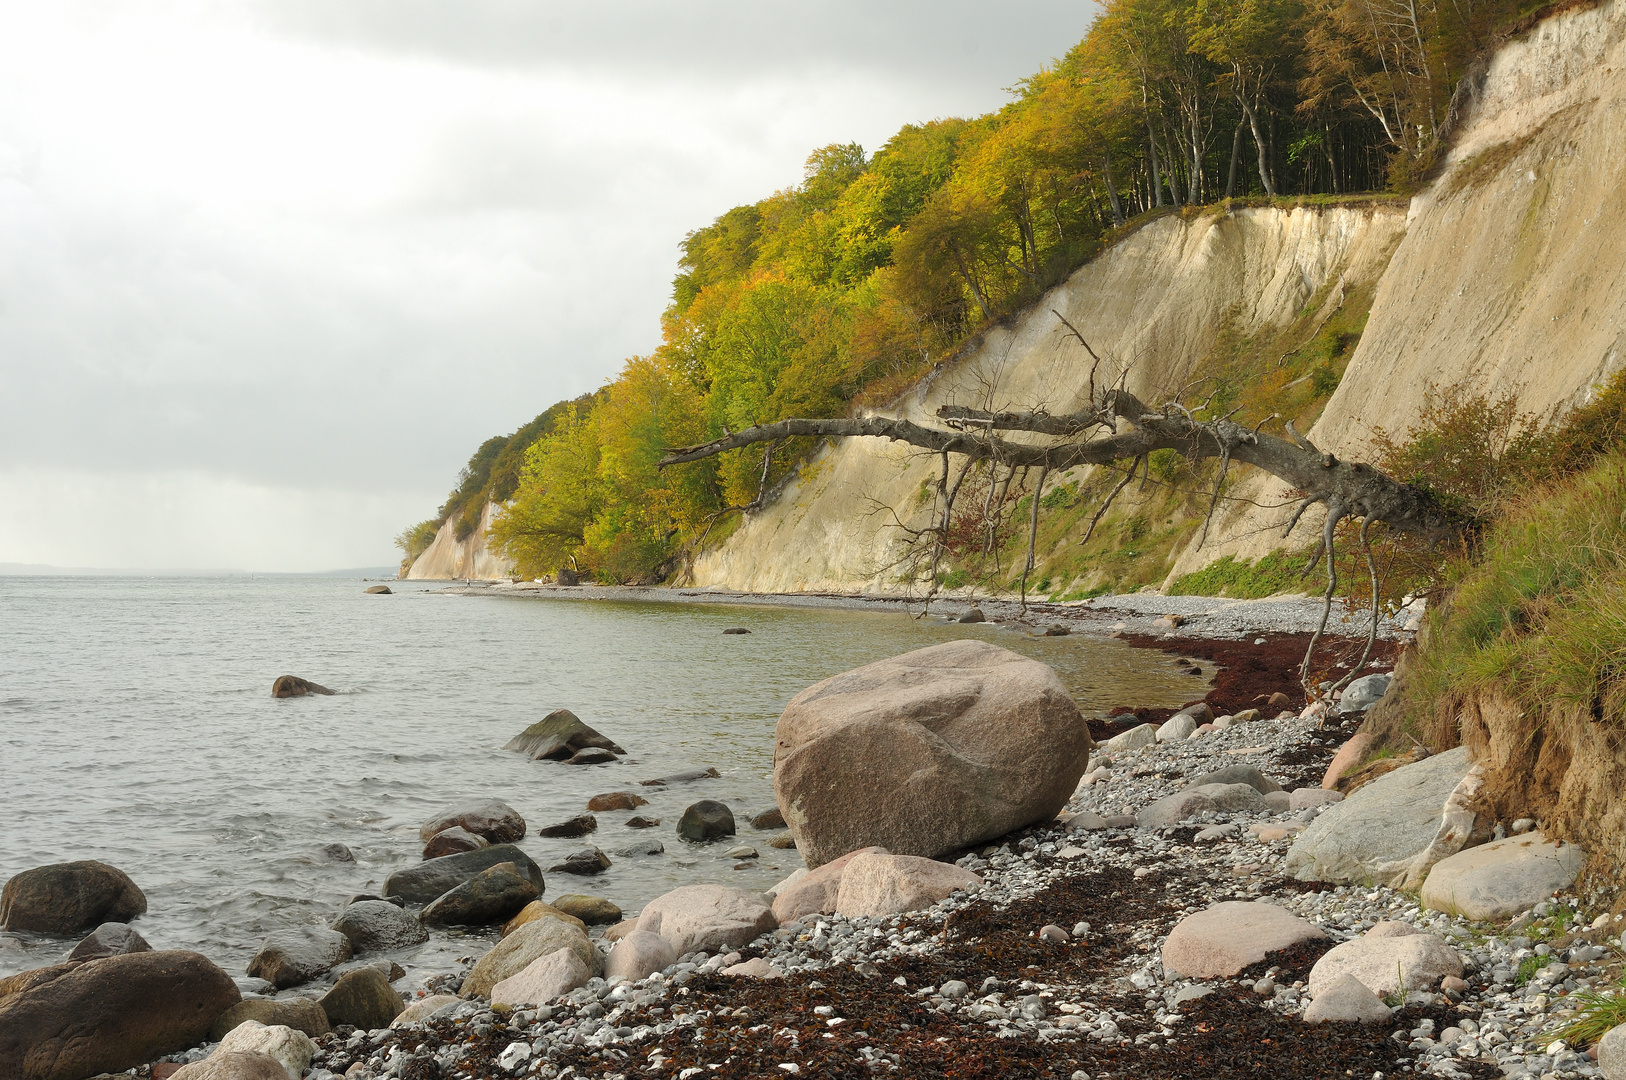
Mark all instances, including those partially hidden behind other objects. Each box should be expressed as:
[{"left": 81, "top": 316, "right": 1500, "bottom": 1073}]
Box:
[{"left": 0, "top": 0, "right": 1098, "bottom": 572}]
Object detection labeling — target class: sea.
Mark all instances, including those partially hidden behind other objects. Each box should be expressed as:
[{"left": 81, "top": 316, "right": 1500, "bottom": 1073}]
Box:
[{"left": 0, "top": 574, "right": 1202, "bottom": 989}]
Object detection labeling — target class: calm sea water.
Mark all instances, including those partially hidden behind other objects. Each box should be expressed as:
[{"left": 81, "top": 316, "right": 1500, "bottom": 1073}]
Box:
[{"left": 0, "top": 575, "right": 1201, "bottom": 989}]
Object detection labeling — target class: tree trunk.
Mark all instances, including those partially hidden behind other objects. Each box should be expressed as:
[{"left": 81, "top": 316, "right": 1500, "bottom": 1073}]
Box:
[
  {"left": 1103, "top": 155, "right": 1126, "bottom": 226},
  {"left": 1226, "top": 119, "right": 1244, "bottom": 197},
  {"left": 1239, "top": 93, "right": 1277, "bottom": 197}
]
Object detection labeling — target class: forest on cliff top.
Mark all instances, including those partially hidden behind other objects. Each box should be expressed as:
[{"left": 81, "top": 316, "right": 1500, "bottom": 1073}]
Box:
[{"left": 399, "top": 0, "right": 1552, "bottom": 583}]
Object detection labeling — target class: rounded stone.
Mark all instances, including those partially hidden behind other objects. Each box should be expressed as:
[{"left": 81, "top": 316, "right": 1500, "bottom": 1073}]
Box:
[{"left": 0, "top": 861, "right": 147, "bottom": 936}]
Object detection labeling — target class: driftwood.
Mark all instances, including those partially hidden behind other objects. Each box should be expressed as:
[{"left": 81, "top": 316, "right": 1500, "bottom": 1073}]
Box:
[{"left": 658, "top": 377, "right": 1466, "bottom": 700}]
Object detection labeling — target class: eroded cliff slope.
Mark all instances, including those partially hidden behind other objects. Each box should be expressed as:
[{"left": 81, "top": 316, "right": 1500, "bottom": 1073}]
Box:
[{"left": 405, "top": 501, "right": 512, "bottom": 580}]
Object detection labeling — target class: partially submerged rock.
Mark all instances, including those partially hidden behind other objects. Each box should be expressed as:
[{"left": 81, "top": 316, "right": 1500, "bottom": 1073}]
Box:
[
  {"left": 247, "top": 927, "right": 352, "bottom": 989},
  {"left": 1161, "top": 901, "right": 1326, "bottom": 978},
  {"left": 66, "top": 921, "right": 150, "bottom": 961},
  {"left": 636, "top": 884, "right": 777, "bottom": 956},
  {"left": 270, "top": 676, "right": 335, "bottom": 698},
  {"left": 587, "top": 792, "right": 647, "bottom": 812},
  {"left": 640, "top": 767, "right": 721, "bottom": 787},
  {"left": 422, "top": 826, "right": 488, "bottom": 860},
  {"left": 678, "top": 800, "right": 736, "bottom": 843},
  {"left": 331, "top": 900, "right": 428, "bottom": 954},
  {"left": 383, "top": 844, "right": 544, "bottom": 905},
  {"left": 774, "top": 640, "right": 1093, "bottom": 867},
  {"left": 1286, "top": 746, "right": 1485, "bottom": 888},
  {"left": 547, "top": 848, "right": 611, "bottom": 876},
  {"left": 537, "top": 814, "right": 599, "bottom": 838},
  {"left": 0, "top": 950, "right": 241, "bottom": 1080},
  {"left": 1420, "top": 832, "right": 1585, "bottom": 921},
  {"left": 418, "top": 800, "right": 526, "bottom": 845},
  {"left": 0, "top": 860, "right": 147, "bottom": 935},
  {"left": 503, "top": 709, "right": 623, "bottom": 761},
  {"left": 421, "top": 864, "right": 541, "bottom": 926}
]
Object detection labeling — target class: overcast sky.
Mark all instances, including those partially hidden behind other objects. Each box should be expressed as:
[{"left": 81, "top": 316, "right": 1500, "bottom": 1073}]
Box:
[{"left": 0, "top": 0, "right": 1097, "bottom": 572}]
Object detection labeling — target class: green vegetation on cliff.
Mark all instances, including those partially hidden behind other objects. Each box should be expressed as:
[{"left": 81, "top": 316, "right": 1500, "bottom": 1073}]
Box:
[{"left": 409, "top": 0, "right": 1568, "bottom": 583}]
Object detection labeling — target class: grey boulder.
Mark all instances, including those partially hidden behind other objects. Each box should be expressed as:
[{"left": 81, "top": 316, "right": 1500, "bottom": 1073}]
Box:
[
  {"left": 421, "top": 864, "right": 540, "bottom": 926},
  {"left": 1138, "top": 783, "right": 1268, "bottom": 829},
  {"left": 67, "top": 921, "right": 150, "bottom": 961},
  {"left": 1186, "top": 765, "right": 1283, "bottom": 794},
  {"left": 1420, "top": 832, "right": 1585, "bottom": 921},
  {"left": 503, "top": 709, "right": 623, "bottom": 761},
  {"left": 418, "top": 800, "right": 526, "bottom": 845},
  {"left": 422, "top": 826, "right": 488, "bottom": 860},
  {"left": 383, "top": 844, "right": 545, "bottom": 905},
  {"left": 1338, "top": 673, "right": 1392, "bottom": 712},
  {"left": 677, "top": 801, "right": 736, "bottom": 843},
  {"left": 1103, "top": 723, "right": 1158, "bottom": 754},
  {"left": 247, "top": 927, "right": 353, "bottom": 989},
  {"left": 1285, "top": 747, "right": 1483, "bottom": 888},
  {"left": 332, "top": 900, "right": 428, "bottom": 953}
]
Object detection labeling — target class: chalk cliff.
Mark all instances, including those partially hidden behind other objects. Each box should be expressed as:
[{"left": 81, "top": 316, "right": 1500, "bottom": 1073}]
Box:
[
  {"left": 404, "top": 501, "right": 513, "bottom": 580},
  {"left": 693, "top": 0, "right": 1626, "bottom": 593}
]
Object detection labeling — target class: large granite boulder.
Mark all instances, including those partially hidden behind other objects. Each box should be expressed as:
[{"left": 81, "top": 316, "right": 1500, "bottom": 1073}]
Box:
[
  {"left": 773, "top": 640, "right": 1093, "bottom": 867},
  {"left": 833, "top": 854, "right": 981, "bottom": 918},
  {"left": 677, "top": 801, "right": 736, "bottom": 843},
  {"left": 419, "top": 800, "right": 526, "bottom": 844},
  {"left": 1161, "top": 902, "right": 1326, "bottom": 978},
  {"left": 503, "top": 709, "right": 624, "bottom": 760},
  {"left": 1285, "top": 747, "right": 1485, "bottom": 888},
  {"left": 462, "top": 919, "right": 601, "bottom": 1000},
  {"left": 67, "top": 922, "right": 150, "bottom": 962},
  {"left": 636, "top": 885, "right": 776, "bottom": 956},
  {"left": 0, "top": 950, "right": 241, "bottom": 1080},
  {"left": 0, "top": 861, "right": 147, "bottom": 935},
  {"left": 1420, "top": 833, "right": 1585, "bottom": 921},
  {"left": 331, "top": 901, "right": 428, "bottom": 953},
  {"left": 270, "top": 676, "right": 334, "bottom": 698},
  {"left": 383, "top": 844, "right": 545, "bottom": 905},
  {"left": 209, "top": 998, "right": 331, "bottom": 1041},
  {"left": 317, "top": 966, "right": 402, "bottom": 1030},
  {"left": 246, "top": 927, "right": 352, "bottom": 989},
  {"left": 421, "top": 865, "right": 540, "bottom": 926}
]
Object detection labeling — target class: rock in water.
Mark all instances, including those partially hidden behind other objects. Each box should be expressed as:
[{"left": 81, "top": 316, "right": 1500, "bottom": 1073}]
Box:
[
  {"left": 421, "top": 865, "right": 541, "bottom": 926},
  {"left": 331, "top": 900, "right": 428, "bottom": 953},
  {"left": 635, "top": 884, "right": 777, "bottom": 956},
  {"left": 318, "top": 966, "right": 403, "bottom": 1030},
  {"left": 957, "top": 608, "right": 985, "bottom": 624},
  {"left": 422, "top": 826, "right": 488, "bottom": 860},
  {"left": 586, "top": 792, "right": 647, "bottom": 812},
  {"left": 546, "top": 848, "right": 611, "bottom": 876},
  {"left": 462, "top": 919, "right": 601, "bottom": 999},
  {"left": 677, "top": 800, "right": 736, "bottom": 843},
  {"left": 364, "top": 585, "right": 392, "bottom": 595},
  {"left": 320, "top": 843, "right": 354, "bottom": 862},
  {"left": 383, "top": 844, "right": 545, "bottom": 905},
  {"left": 774, "top": 640, "right": 1091, "bottom": 868},
  {"left": 0, "top": 860, "right": 147, "bottom": 935},
  {"left": 247, "top": 927, "right": 353, "bottom": 988},
  {"left": 639, "top": 767, "right": 720, "bottom": 787},
  {"left": 722, "top": 627, "right": 751, "bottom": 635},
  {"left": 537, "top": 814, "right": 598, "bottom": 838},
  {"left": 503, "top": 709, "right": 623, "bottom": 761},
  {"left": 566, "top": 748, "right": 619, "bottom": 765},
  {"left": 624, "top": 816, "right": 661, "bottom": 829},
  {"left": 270, "top": 676, "right": 335, "bottom": 698},
  {"left": 751, "top": 808, "right": 786, "bottom": 829},
  {"left": 1420, "top": 831, "right": 1585, "bottom": 921},
  {"left": 209, "top": 998, "right": 331, "bottom": 1040},
  {"left": 550, "top": 894, "right": 622, "bottom": 924},
  {"left": 418, "top": 800, "right": 527, "bottom": 844},
  {"left": 0, "top": 950, "right": 241, "bottom": 1080},
  {"left": 67, "top": 921, "right": 150, "bottom": 961}
]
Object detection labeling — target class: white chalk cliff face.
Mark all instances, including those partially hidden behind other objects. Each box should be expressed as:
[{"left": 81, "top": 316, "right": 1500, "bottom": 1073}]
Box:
[
  {"left": 404, "top": 501, "right": 513, "bottom": 580},
  {"left": 692, "top": 0, "right": 1626, "bottom": 594}
]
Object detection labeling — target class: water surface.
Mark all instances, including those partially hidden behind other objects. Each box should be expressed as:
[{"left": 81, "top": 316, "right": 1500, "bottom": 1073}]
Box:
[{"left": 0, "top": 575, "right": 1202, "bottom": 985}]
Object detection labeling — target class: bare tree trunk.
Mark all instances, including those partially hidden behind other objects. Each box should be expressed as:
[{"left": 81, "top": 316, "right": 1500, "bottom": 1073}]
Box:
[
  {"left": 1103, "top": 155, "right": 1126, "bottom": 227},
  {"left": 1225, "top": 119, "right": 1244, "bottom": 197},
  {"left": 1239, "top": 93, "right": 1276, "bottom": 197}
]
